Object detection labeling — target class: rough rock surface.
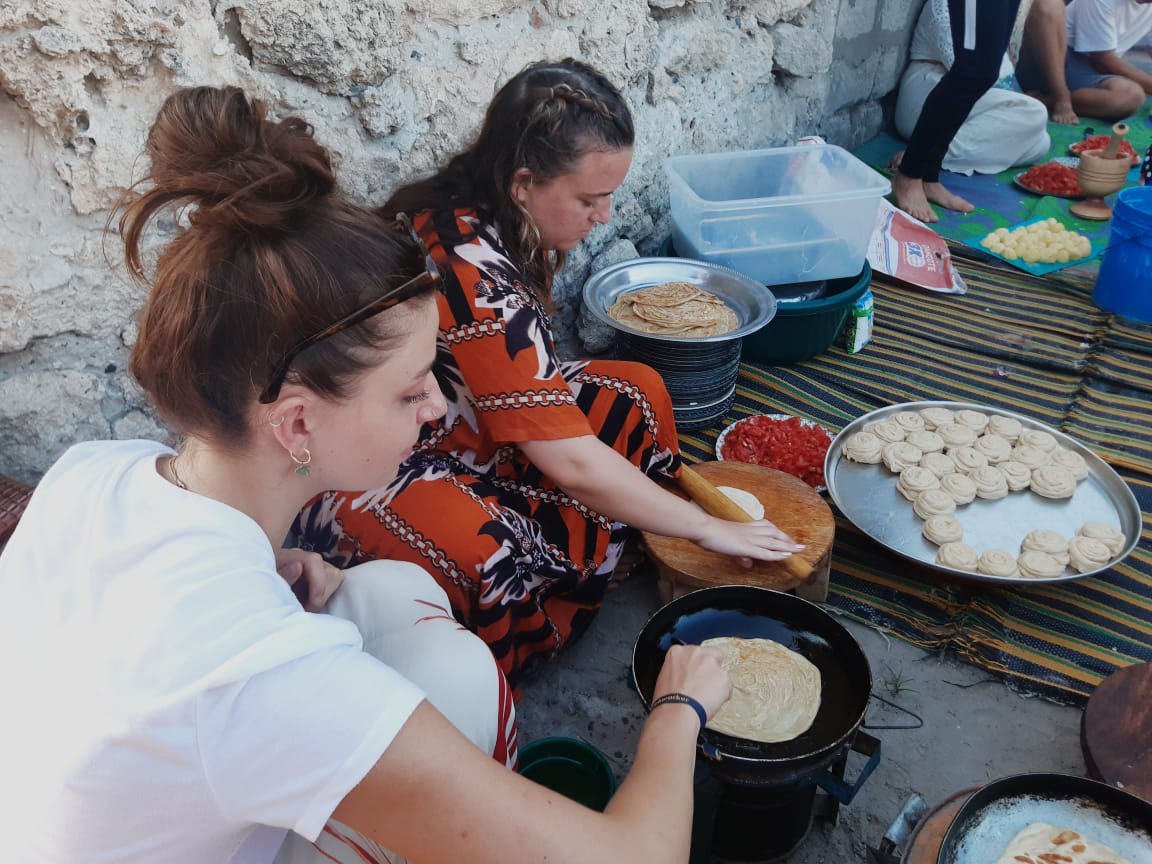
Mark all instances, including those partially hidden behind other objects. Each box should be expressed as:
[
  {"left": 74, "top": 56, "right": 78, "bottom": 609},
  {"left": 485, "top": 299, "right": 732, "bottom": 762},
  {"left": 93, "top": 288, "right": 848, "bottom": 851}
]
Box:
[{"left": 1, "top": 0, "right": 919, "bottom": 481}]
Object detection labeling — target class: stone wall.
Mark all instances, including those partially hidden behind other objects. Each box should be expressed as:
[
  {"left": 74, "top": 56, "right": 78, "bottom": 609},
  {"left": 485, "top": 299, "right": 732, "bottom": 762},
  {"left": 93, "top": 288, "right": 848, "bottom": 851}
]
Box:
[{"left": 0, "top": 0, "right": 919, "bottom": 484}]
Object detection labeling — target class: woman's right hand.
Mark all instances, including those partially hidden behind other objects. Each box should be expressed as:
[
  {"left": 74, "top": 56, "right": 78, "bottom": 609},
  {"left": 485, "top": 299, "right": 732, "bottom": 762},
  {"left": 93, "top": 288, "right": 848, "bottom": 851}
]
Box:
[
  {"left": 694, "top": 516, "right": 804, "bottom": 568},
  {"left": 652, "top": 644, "right": 732, "bottom": 720}
]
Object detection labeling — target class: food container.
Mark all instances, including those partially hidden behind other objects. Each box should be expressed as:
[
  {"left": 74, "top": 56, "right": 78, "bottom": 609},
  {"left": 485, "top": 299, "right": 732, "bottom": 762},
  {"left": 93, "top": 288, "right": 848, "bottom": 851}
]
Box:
[
  {"left": 665, "top": 144, "right": 890, "bottom": 286},
  {"left": 741, "top": 263, "right": 873, "bottom": 365},
  {"left": 518, "top": 737, "right": 617, "bottom": 810},
  {"left": 582, "top": 257, "right": 777, "bottom": 430}
]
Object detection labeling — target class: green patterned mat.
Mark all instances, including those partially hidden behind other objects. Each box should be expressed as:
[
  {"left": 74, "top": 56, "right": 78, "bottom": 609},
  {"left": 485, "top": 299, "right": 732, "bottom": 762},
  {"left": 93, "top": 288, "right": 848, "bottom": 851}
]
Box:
[{"left": 677, "top": 257, "right": 1152, "bottom": 704}]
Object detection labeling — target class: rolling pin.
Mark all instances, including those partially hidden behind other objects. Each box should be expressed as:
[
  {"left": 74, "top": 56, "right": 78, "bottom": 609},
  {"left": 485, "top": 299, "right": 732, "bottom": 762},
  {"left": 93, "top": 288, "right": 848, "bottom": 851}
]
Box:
[
  {"left": 676, "top": 464, "right": 814, "bottom": 582},
  {"left": 1101, "top": 122, "right": 1130, "bottom": 159}
]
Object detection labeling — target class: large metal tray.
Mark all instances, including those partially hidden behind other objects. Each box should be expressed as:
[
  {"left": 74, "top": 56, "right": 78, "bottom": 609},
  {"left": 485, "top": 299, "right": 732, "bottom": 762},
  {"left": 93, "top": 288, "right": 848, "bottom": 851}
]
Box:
[{"left": 823, "top": 401, "right": 1141, "bottom": 586}]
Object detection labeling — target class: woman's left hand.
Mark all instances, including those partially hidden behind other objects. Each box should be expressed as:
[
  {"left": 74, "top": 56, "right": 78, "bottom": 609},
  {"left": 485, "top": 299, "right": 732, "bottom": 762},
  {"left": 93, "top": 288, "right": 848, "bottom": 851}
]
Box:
[
  {"left": 694, "top": 517, "right": 804, "bottom": 568},
  {"left": 275, "top": 548, "right": 345, "bottom": 611}
]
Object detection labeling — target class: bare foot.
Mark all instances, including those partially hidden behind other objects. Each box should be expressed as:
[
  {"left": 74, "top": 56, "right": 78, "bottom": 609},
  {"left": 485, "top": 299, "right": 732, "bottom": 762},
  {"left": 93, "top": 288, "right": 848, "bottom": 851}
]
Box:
[
  {"left": 891, "top": 171, "right": 939, "bottom": 223},
  {"left": 1050, "top": 99, "right": 1079, "bottom": 125},
  {"left": 924, "top": 181, "right": 973, "bottom": 214}
]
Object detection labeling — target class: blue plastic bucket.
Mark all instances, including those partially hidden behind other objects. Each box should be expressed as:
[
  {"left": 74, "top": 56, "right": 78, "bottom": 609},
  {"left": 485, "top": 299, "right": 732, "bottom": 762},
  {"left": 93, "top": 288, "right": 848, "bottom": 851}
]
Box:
[{"left": 1093, "top": 187, "right": 1152, "bottom": 322}]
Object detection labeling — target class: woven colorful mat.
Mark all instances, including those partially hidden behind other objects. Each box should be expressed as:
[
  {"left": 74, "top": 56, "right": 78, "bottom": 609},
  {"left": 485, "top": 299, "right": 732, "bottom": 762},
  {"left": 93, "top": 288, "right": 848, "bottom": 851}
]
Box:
[{"left": 677, "top": 254, "right": 1152, "bottom": 705}]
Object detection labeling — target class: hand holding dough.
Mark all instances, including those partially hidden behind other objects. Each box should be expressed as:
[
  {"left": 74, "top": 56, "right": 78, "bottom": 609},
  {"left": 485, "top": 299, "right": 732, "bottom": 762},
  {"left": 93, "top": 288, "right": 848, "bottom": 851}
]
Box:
[
  {"left": 970, "top": 465, "right": 1009, "bottom": 500},
  {"left": 882, "top": 442, "right": 923, "bottom": 473},
  {"left": 1076, "top": 522, "right": 1126, "bottom": 557},
  {"left": 913, "top": 488, "right": 957, "bottom": 519},
  {"left": 973, "top": 433, "right": 1012, "bottom": 464},
  {"left": 939, "top": 472, "right": 977, "bottom": 505},
  {"left": 842, "top": 430, "right": 883, "bottom": 464},
  {"left": 1017, "top": 549, "right": 1066, "bottom": 579},
  {"left": 977, "top": 549, "right": 1019, "bottom": 577},
  {"left": 986, "top": 414, "right": 1023, "bottom": 442},
  {"left": 936, "top": 541, "right": 978, "bottom": 570},
  {"left": 1068, "top": 535, "right": 1112, "bottom": 573},
  {"left": 1030, "top": 464, "right": 1077, "bottom": 499},
  {"left": 919, "top": 451, "right": 958, "bottom": 477},
  {"left": 905, "top": 429, "right": 945, "bottom": 454},
  {"left": 1021, "top": 529, "right": 1070, "bottom": 565}
]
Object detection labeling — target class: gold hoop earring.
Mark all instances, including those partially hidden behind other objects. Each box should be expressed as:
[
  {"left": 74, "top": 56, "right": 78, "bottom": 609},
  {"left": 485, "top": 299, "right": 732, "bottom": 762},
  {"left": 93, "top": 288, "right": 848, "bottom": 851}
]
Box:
[
  {"left": 290, "top": 447, "right": 312, "bottom": 477},
  {"left": 268, "top": 414, "right": 285, "bottom": 428}
]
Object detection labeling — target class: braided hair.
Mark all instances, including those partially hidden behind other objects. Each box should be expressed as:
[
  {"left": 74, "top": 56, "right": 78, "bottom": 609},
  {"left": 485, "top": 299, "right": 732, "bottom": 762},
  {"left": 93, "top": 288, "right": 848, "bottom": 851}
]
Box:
[{"left": 380, "top": 58, "right": 633, "bottom": 297}]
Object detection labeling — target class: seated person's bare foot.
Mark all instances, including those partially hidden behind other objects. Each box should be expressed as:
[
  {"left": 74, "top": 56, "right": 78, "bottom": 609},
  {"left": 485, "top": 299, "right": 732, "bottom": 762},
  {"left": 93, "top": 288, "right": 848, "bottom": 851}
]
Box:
[
  {"left": 892, "top": 171, "right": 939, "bottom": 223},
  {"left": 1050, "top": 98, "right": 1079, "bottom": 125},
  {"left": 924, "top": 181, "right": 973, "bottom": 215}
]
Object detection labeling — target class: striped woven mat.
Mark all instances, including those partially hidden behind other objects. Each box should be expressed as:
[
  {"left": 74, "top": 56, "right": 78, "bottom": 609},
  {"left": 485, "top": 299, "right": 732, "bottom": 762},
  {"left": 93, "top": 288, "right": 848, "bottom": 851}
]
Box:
[{"left": 677, "top": 250, "right": 1152, "bottom": 704}]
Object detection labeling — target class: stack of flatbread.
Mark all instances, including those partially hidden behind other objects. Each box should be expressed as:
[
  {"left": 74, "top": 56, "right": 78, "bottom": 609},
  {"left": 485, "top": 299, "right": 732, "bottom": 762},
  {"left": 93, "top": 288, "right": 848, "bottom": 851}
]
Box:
[
  {"left": 995, "top": 822, "right": 1131, "bottom": 864},
  {"left": 606, "top": 281, "right": 739, "bottom": 338},
  {"left": 701, "top": 636, "right": 822, "bottom": 743}
]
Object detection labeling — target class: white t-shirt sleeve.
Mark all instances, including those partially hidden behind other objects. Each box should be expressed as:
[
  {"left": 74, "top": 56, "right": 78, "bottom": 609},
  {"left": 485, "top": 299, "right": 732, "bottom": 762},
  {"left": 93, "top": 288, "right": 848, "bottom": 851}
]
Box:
[
  {"left": 198, "top": 645, "right": 425, "bottom": 842},
  {"left": 1069, "top": 0, "right": 1121, "bottom": 53}
]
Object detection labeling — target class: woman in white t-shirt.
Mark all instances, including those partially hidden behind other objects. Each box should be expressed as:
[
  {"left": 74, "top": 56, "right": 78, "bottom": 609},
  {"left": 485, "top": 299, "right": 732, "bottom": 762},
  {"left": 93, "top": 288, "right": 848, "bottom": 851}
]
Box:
[{"left": 0, "top": 86, "right": 731, "bottom": 864}]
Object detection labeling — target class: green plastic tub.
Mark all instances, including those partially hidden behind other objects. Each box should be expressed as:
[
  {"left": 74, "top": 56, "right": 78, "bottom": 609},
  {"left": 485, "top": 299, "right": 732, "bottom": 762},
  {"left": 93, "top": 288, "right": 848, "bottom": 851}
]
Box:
[
  {"left": 518, "top": 737, "right": 617, "bottom": 810},
  {"left": 741, "top": 262, "right": 872, "bottom": 365}
]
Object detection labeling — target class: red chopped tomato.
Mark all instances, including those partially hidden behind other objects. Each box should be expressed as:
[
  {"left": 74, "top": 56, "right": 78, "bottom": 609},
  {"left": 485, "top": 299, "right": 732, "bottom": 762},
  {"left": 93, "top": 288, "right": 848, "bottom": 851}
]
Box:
[
  {"left": 719, "top": 415, "right": 831, "bottom": 489},
  {"left": 1018, "top": 162, "right": 1083, "bottom": 196},
  {"left": 1070, "top": 136, "right": 1138, "bottom": 163}
]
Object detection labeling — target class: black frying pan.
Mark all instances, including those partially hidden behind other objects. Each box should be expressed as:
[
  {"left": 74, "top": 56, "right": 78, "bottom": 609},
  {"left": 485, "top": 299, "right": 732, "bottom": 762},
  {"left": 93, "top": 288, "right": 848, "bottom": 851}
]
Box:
[
  {"left": 632, "top": 585, "right": 872, "bottom": 769},
  {"left": 937, "top": 772, "right": 1152, "bottom": 864}
]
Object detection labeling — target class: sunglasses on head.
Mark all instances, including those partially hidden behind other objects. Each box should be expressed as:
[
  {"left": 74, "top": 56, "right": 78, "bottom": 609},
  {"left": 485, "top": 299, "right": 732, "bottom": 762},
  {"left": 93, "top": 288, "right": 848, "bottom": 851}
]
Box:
[{"left": 258, "top": 212, "right": 442, "bottom": 404}]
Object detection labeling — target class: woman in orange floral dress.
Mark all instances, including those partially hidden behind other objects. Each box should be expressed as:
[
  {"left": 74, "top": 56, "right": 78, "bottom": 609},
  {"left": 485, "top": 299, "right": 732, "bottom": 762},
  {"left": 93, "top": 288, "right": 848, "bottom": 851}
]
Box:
[{"left": 290, "top": 59, "right": 801, "bottom": 691}]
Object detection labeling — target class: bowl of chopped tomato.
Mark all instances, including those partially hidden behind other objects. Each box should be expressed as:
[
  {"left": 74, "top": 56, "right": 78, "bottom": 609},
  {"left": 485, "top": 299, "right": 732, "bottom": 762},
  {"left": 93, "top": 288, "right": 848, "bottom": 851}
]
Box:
[
  {"left": 716, "top": 413, "right": 835, "bottom": 491},
  {"left": 1069, "top": 135, "right": 1139, "bottom": 166},
  {"left": 1014, "top": 161, "right": 1084, "bottom": 199}
]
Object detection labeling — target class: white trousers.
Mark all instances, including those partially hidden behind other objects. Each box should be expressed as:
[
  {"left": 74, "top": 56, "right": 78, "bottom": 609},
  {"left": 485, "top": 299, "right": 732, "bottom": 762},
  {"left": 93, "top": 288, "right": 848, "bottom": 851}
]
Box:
[
  {"left": 895, "top": 60, "right": 1051, "bottom": 175},
  {"left": 275, "top": 560, "right": 516, "bottom": 864}
]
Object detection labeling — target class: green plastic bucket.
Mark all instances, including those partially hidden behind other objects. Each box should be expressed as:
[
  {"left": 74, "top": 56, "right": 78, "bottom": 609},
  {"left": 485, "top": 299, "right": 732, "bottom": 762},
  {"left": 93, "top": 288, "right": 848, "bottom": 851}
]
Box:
[
  {"left": 517, "top": 737, "right": 617, "bottom": 811},
  {"left": 741, "top": 263, "right": 873, "bottom": 365}
]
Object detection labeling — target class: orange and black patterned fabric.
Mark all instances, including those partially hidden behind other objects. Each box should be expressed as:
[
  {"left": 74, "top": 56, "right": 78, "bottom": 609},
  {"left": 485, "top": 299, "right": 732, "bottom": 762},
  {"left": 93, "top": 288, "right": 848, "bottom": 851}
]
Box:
[{"left": 291, "top": 208, "right": 681, "bottom": 691}]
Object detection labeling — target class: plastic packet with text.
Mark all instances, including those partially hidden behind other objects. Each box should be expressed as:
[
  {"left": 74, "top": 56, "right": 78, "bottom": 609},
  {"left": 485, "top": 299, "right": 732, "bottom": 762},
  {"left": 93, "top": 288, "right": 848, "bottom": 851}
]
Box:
[{"left": 867, "top": 199, "right": 967, "bottom": 294}]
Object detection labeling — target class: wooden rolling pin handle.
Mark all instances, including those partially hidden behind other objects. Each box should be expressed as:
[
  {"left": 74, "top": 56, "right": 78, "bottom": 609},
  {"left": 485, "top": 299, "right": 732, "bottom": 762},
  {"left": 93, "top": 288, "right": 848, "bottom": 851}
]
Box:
[
  {"left": 676, "top": 465, "right": 814, "bottom": 582},
  {"left": 1102, "top": 122, "right": 1129, "bottom": 160}
]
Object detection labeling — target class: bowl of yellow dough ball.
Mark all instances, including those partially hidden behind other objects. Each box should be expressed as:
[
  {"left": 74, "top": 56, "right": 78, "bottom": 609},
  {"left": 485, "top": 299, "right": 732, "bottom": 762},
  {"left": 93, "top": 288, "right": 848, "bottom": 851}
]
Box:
[{"left": 979, "top": 218, "right": 1093, "bottom": 266}]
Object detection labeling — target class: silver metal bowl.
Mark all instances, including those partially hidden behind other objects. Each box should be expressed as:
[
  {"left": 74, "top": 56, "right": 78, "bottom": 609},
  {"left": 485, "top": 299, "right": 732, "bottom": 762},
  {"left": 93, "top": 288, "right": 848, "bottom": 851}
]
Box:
[{"left": 582, "top": 257, "right": 777, "bottom": 343}]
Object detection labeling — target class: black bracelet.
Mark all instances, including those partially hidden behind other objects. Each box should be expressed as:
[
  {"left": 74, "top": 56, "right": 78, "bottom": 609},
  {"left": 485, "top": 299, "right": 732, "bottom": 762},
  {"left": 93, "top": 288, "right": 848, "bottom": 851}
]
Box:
[{"left": 650, "top": 692, "right": 707, "bottom": 731}]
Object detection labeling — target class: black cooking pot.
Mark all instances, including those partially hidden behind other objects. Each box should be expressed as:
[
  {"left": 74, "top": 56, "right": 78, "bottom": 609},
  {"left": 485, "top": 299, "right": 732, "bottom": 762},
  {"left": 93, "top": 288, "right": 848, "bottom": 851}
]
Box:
[
  {"left": 632, "top": 585, "right": 878, "bottom": 791},
  {"left": 937, "top": 772, "right": 1152, "bottom": 864}
]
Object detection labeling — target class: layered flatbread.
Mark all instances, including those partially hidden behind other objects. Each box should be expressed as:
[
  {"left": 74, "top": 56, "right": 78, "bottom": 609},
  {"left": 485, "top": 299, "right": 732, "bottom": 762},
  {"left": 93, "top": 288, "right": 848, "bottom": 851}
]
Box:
[
  {"left": 995, "top": 822, "right": 1130, "bottom": 864},
  {"left": 606, "top": 281, "right": 739, "bottom": 337},
  {"left": 700, "top": 636, "right": 821, "bottom": 743}
]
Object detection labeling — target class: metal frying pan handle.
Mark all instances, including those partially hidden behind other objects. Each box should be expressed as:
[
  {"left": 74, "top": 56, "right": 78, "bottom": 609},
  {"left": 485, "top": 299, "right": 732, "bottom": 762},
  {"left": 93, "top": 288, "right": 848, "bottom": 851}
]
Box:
[
  {"left": 862, "top": 692, "right": 924, "bottom": 730},
  {"left": 812, "top": 730, "right": 882, "bottom": 805}
]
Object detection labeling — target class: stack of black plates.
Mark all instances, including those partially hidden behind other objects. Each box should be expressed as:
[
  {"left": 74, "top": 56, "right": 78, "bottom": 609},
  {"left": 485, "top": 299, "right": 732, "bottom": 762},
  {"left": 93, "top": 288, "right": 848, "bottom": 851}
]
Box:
[{"left": 619, "top": 333, "right": 742, "bottom": 430}]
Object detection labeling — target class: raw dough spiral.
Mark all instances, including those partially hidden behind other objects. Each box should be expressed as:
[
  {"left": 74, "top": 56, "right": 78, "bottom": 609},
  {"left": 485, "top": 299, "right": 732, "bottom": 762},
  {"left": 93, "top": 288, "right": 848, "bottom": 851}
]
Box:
[
  {"left": 1049, "top": 447, "right": 1088, "bottom": 481},
  {"left": 998, "top": 460, "right": 1032, "bottom": 492},
  {"left": 864, "top": 419, "right": 906, "bottom": 444},
  {"left": 913, "top": 489, "right": 957, "bottom": 519},
  {"left": 1019, "top": 428, "right": 1058, "bottom": 452},
  {"left": 949, "top": 446, "right": 989, "bottom": 474},
  {"left": 892, "top": 410, "right": 926, "bottom": 432},
  {"left": 939, "top": 472, "right": 977, "bottom": 505},
  {"left": 954, "top": 409, "right": 990, "bottom": 433},
  {"left": 1016, "top": 549, "right": 1066, "bottom": 579},
  {"left": 842, "top": 431, "right": 884, "bottom": 464},
  {"left": 1020, "top": 529, "right": 1070, "bottom": 566},
  {"left": 986, "top": 414, "right": 1023, "bottom": 442},
  {"left": 922, "top": 514, "right": 964, "bottom": 545},
  {"left": 897, "top": 466, "right": 941, "bottom": 501},
  {"left": 918, "top": 406, "right": 955, "bottom": 430},
  {"left": 936, "top": 541, "right": 978, "bottom": 570},
  {"left": 1067, "top": 535, "right": 1112, "bottom": 573},
  {"left": 882, "top": 442, "right": 923, "bottom": 473},
  {"left": 1009, "top": 444, "right": 1050, "bottom": 470},
  {"left": 976, "top": 549, "right": 1019, "bottom": 578},
  {"left": 937, "top": 422, "right": 978, "bottom": 449},
  {"left": 1030, "top": 464, "right": 1077, "bottom": 499},
  {"left": 969, "top": 465, "right": 1009, "bottom": 500},
  {"left": 905, "top": 429, "right": 945, "bottom": 454},
  {"left": 973, "top": 433, "right": 1013, "bottom": 464},
  {"left": 1076, "top": 522, "right": 1126, "bottom": 557},
  {"left": 920, "top": 451, "right": 958, "bottom": 477}
]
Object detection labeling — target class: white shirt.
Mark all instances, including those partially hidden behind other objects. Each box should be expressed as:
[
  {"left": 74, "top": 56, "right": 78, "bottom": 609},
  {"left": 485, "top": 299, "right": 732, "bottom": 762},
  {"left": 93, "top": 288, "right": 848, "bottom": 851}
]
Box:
[
  {"left": 0, "top": 440, "right": 425, "bottom": 864},
  {"left": 1067, "top": 0, "right": 1152, "bottom": 55}
]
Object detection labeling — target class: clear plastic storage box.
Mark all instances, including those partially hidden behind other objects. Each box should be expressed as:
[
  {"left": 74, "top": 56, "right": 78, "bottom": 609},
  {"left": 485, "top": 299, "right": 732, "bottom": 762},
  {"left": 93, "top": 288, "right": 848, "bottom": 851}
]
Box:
[{"left": 665, "top": 144, "right": 890, "bottom": 286}]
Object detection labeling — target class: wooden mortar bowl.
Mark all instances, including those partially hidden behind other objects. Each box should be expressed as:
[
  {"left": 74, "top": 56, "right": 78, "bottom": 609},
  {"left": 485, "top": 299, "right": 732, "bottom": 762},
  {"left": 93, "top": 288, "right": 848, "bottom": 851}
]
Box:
[{"left": 1077, "top": 148, "right": 1131, "bottom": 198}]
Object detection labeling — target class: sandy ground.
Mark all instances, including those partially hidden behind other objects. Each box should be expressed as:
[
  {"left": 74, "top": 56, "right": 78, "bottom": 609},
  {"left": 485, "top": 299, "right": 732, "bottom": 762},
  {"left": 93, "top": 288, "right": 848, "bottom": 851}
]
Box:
[{"left": 517, "top": 572, "right": 1086, "bottom": 863}]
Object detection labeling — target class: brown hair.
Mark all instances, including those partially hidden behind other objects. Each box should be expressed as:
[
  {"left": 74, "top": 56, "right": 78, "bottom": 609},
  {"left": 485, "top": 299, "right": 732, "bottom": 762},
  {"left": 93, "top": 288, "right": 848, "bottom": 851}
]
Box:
[
  {"left": 379, "top": 58, "right": 633, "bottom": 296},
  {"left": 119, "top": 86, "right": 433, "bottom": 443}
]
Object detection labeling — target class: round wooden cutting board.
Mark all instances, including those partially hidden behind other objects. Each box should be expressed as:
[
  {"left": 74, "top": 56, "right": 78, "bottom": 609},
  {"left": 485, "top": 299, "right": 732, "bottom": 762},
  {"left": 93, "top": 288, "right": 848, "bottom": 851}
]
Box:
[
  {"left": 1081, "top": 660, "right": 1152, "bottom": 802},
  {"left": 641, "top": 461, "right": 835, "bottom": 601}
]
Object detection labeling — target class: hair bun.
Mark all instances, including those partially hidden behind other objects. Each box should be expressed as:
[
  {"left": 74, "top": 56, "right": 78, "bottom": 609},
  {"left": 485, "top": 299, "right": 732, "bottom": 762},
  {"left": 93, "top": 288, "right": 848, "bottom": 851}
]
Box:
[{"left": 144, "top": 86, "right": 335, "bottom": 232}]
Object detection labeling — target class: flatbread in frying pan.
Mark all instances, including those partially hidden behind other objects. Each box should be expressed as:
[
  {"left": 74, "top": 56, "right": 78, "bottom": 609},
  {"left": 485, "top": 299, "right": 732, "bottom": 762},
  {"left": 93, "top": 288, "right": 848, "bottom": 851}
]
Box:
[
  {"left": 700, "top": 636, "right": 821, "bottom": 743},
  {"left": 994, "top": 822, "right": 1131, "bottom": 864}
]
